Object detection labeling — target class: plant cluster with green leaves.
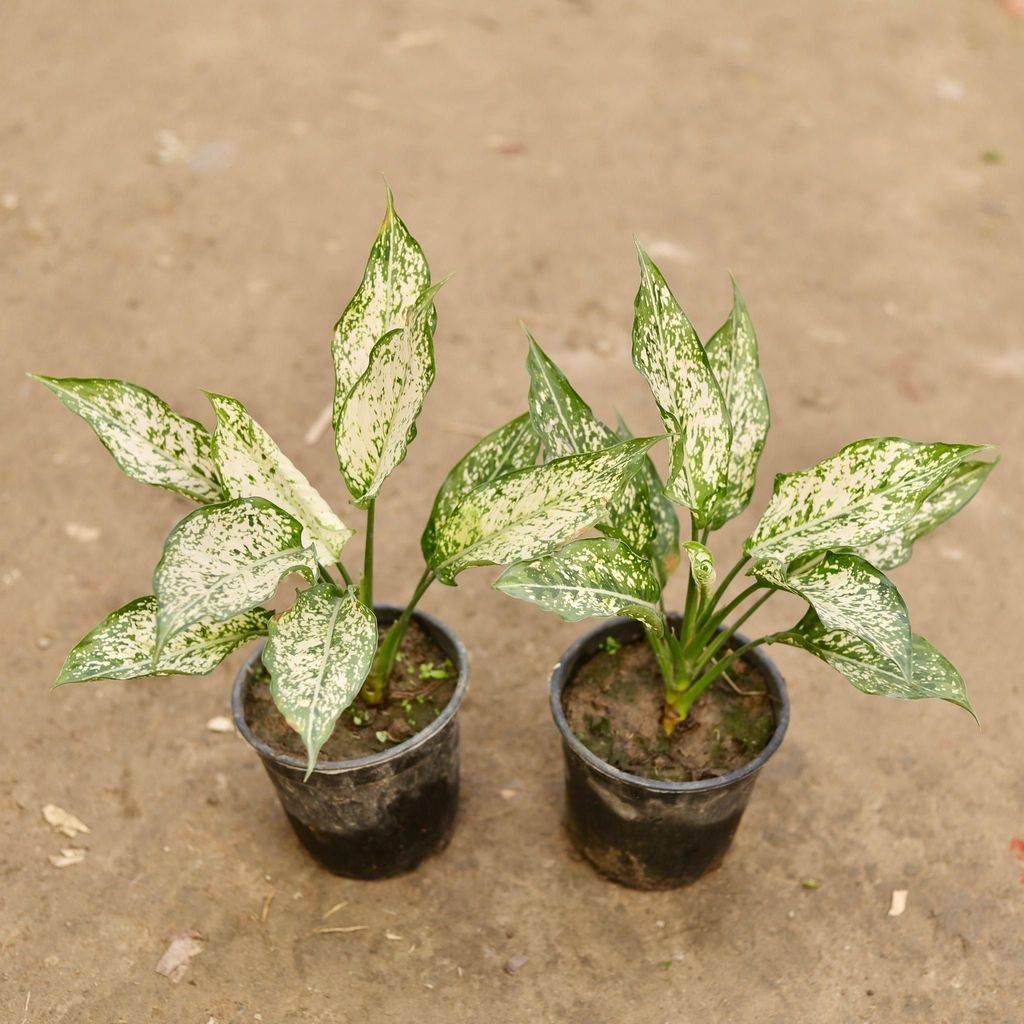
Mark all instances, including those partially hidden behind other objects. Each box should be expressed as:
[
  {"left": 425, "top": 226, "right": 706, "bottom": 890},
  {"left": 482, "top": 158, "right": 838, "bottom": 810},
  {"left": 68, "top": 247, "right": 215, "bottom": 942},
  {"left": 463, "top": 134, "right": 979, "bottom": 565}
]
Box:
[
  {"left": 494, "top": 243, "right": 996, "bottom": 733},
  {"left": 36, "top": 189, "right": 658, "bottom": 775}
]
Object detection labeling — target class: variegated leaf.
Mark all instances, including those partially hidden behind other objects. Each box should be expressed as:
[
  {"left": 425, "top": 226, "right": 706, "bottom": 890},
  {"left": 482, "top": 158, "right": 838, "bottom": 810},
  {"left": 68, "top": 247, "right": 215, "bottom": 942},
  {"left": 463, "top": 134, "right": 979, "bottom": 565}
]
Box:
[
  {"left": 331, "top": 186, "right": 431, "bottom": 422},
  {"left": 858, "top": 459, "right": 997, "bottom": 570},
  {"left": 421, "top": 412, "right": 540, "bottom": 562},
  {"left": 631, "top": 243, "right": 731, "bottom": 525},
  {"left": 31, "top": 376, "right": 224, "bottom": 503},
  {"left": 336, "top": 281, "right": 444, "bottom": 506},
  {"left": 263, "top": 583, "right": 378, "bottom": 776},
  {"left": 616, "top": 414, "right": 681, "bottom": 585},
  {"left": 208, "top": 393, "right": 353, "bottom": 564},
  {"left": 494, "top": 538, "right": 665, "bottom": 635},
  {"left": 682, "top": 540, "right": 716, "bottom": 594},
  {"left": 525, "top": 329, "right": 655, "bottom": 556},
  {"left": 756, "top": 553, "right": 911, "bottom": 678},
  {"left": 777, "top": 611, "right": 973, "bottom": 715},
  {"left": 428, "top": 437, "right": 659, "bottom": 584},
  {"left": 154, "top": 497, "right": 318, "bottom": 650},
  {"left": 705, "top": 278, "right": 770, "bottom": 528},
  {"left": 55, "top": 597, "right": 271, "bottom": 685},
  {"left": 746, "top": 438, "right": 987, "bottom": 565}
]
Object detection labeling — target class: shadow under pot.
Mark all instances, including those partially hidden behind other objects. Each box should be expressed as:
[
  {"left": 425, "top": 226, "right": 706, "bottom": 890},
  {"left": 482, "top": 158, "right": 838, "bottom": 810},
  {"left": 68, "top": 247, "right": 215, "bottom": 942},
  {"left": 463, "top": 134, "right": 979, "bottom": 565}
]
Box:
[
  {"left": 232, "top": 604, "right": 469, "bottom": 880},
  {"left": 550, "top": 617, "right": 790, "bottom": 890}
]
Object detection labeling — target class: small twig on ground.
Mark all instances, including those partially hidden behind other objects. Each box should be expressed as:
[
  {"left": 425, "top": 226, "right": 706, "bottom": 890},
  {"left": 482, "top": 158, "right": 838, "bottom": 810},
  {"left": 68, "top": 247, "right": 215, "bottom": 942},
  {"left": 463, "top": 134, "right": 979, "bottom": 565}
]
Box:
[
  {"left": 310, "top": 925, "right": 369, "bottom": 936},
  {"left": 321, "top": 900, "right": 348, "bottom": 920}
]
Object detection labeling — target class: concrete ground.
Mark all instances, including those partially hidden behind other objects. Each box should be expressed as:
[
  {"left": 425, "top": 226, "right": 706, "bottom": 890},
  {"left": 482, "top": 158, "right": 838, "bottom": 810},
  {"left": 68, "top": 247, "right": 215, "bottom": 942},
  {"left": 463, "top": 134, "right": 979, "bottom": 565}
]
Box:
[{"left": 2, "top": 1, "right": 1023, "bottom": 1021}]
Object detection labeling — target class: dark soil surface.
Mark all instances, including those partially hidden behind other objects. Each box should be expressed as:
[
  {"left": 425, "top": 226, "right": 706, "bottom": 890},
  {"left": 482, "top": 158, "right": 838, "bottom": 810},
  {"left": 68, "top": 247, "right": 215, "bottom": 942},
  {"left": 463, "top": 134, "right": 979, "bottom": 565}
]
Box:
[
  {"left": 564, "top": 634, "right": 777, "bottom": 782},
  {"left": 244, "top": 619, "right": 457, "bottom": 762}
]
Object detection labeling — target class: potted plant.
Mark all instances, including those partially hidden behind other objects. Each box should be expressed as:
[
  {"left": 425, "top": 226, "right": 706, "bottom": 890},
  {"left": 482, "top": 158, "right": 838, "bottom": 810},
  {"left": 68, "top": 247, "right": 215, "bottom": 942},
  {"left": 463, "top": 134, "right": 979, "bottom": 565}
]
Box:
[
  {"left": 495, "top": 243, "right": 996, "bottom": 890},
  {"left": 33, "top": 190, "right": 659, "bottom": 878}
]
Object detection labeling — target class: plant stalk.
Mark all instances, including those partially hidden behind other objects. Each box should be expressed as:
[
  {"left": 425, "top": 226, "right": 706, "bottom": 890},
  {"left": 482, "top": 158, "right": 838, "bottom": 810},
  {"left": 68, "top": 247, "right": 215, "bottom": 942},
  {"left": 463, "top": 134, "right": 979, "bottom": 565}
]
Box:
[
  {"left": 701, "top": 553, "right": 751, "bottom": 626},
  {"left": 360, "top": 499, "right": 376, "bottom": 607},
  {"left": 690, "top": 588, "right": 776, "bottom": 676},
  {"left": 676, "top": 633, "right": 780, "bottom": 716}
]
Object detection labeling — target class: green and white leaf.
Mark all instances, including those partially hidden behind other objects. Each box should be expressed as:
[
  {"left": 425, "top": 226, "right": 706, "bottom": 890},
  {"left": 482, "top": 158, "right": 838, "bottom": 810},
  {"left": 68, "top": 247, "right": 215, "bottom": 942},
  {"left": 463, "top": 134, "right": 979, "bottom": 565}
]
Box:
[
  {"left": 264, "top": 584, "right": 378, "bottom": 777},
  {"left": 208, "top": 393, "right": 353, "bottom": 564},
  {"left": 756, "top": 552, "right": 911, "bottom": 678},
  {"left": 153, "top": 497, "right": 318, "bottom": 650},
  {"left": 705, "top": 278, "right": 770, "bottom": 528},
  {"left": 776, "top": 610, "right": 973, "bottom": 715},
  {"left": 55, "top": 597, "right": 271, "bottom": 685},
  {"left": 494, "top": 538, "right": 665, "bottom": 635},
  {"left": 428, "top": 437, "right": 659, "bottom": 584},
  {"left": 525, "top": 329, "right": 655, "bottom": 556},
  {"left": 421, "top": 412, "right": 540, "bottom": 561},
  {"left": 631, "top": 243, "right": 731, "bottom": 525},
  {"left": 682, "top": 541, "right": 716, "bottom": 594},
  {"left": 332, "top": 186, "right": 430, "bottom": 423},
  {"left": 858, "top": 459, "right": 997, "bottom": 570},
  {"left": 336, "top": 281, "right": 443, "bottom": 506},
  {"left": 31, "top": 376, "right": 224, "bottom": 503},
  {"left": 746, "top": 438, "right": 987, "bottom": 565},
  {"left": 616, "top": 414, "right": 680, "bottom": 584}
]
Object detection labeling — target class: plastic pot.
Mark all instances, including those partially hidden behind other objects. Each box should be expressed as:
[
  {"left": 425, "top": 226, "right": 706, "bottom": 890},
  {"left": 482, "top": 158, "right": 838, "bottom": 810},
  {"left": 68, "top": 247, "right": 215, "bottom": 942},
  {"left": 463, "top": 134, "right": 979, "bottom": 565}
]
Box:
[
  {"left": 549, "top": 617, "right": 789, "bottom": 890},
  {"left": 232, "top": 604, "right": 469, "bottom": 879}
]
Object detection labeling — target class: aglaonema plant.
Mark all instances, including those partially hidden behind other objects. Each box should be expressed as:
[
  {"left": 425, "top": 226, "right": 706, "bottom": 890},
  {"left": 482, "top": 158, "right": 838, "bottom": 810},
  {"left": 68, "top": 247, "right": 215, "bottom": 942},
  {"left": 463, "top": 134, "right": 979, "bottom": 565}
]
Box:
[
  {"left": 34, "top": 190, "right": 658, "bottom": 776},
  {"left": 496, "top": 242, "right": 996, "bottom": 733}
]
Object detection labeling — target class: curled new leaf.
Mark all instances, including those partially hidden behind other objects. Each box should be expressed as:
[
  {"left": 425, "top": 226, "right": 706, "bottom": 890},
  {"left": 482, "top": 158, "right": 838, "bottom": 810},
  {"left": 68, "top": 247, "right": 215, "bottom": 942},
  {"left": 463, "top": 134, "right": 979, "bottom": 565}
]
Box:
[
  {"left": 682, "top": 541, "right": 716, "bottom": 594},
  {"left": 31, "top": 375, "right": 224, "bottom": 503},
  {"left": 495, "top": 538, "right": 665, "bottom": 635},
  {"left": 631, "top": 244, "right": 731, "bottom": 525},
  {"left": 264, "top": 584, "right": 378, "bottom": 778},
  {"left": 705, "top": 278, "right": 770, "bottom": 528},
  {"left": 746, "top": 438, "right": 987, "bottom": 565},
  {"left": 208, "top": 393, "right": 353, "bottom": 564},
  {"left": 55, "top": 598, "right": 272, "bottom": 685},
  {"left": 427, "top": 437, "right": 660, "bottom": 584},
  {"left": 153, "top": 497, "right": 318, "bottom": 651},
  {"left": 421, "top": 412, "right": 540, "bottom": 562}
]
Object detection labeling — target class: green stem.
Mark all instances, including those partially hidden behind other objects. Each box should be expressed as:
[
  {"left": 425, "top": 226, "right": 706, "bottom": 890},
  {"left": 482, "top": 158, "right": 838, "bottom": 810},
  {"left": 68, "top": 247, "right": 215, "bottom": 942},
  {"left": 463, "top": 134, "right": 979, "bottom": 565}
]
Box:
[
  {"left": 362, "top": 567, "right": 435, "bottom": 705},
  {"left": 690, "top": 589, "right": 776, "bottom": 676},
  {"left": 360, "top": 499, "right": 375, "bottom": 606},
  {"left": 337, "top": 561, "right": 354, "bottom": 586},
  {"left": 701, "top": 553, "right": 751, "bottom": 626},
  {"left": 678, "top": 634, "right": 780, "bottom": 716},
  {"left": 317, "top": 563, "right": 339, "bottom": 586},
  {"left": 692, "top": 581, "right": 763, "bottom": 653},
  {"left": 679, "top": 515, "right": 700, "bottom": 650}
]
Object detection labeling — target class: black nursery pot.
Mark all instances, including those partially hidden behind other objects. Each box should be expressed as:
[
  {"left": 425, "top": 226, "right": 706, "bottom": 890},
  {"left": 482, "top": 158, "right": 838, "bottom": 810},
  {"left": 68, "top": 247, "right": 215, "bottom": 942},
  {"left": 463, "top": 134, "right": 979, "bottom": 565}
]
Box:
[
  {"left": 232, "top": 604, "right": 469, "bottom": 880},
  {"left": 550, "top": 617, "right": 790, "bottom": 890}
]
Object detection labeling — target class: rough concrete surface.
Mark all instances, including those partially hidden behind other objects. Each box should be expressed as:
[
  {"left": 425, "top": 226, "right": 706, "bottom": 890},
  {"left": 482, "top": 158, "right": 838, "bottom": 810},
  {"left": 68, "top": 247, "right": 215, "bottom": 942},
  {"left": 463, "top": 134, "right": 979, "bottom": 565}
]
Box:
[{"left": 2, "top": 2, "right": 1023, "bottom": 1021}]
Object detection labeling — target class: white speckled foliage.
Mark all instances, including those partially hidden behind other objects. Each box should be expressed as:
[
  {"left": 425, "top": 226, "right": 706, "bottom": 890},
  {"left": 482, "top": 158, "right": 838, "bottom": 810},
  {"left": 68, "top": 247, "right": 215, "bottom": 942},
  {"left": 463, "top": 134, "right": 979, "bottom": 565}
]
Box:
[
  {"left": 858, "top": 460, "right": 997, "bottom": 570},
  {"left": 705, "top": 279, "right": 770, "bottom": 528},
  {"left": 55, "top": 598, "right": 271, "bottom": 684},
  {"left": 427, "top": 437, "right": 658, "bottom": 584},
  {"left": 777, "top": 611, "right": 973, "bottom": 714},
  {"left": 208, "top": 393, "right": 353, "bottom": 564},
  {"left": 746, "top": 439, "right": 986, "bottom": 565},
  {"left": 757, "top": 553, "right": 912, "bottom": 678},
  {"left": 421, "top": 412, "right": 540, "bottom": 561},
  {"left": 525, "top": 330, "right": 656, "bottom": 562},
  {"left": 263, "top": 583, "right": 378, "bottom": 776},
  {"left": 32, "top": 376, "right": 224, "bottom": 503},
  {"left": 682, "top": 541, "right": 716, "bottom": 594},
  {"left": 336, "top": 281, "right": 443, "bottom": 506},
  {"left": 631, "top": 244, "right": 731, "bottom": 525},
  {"left": 332, "top": 187, "right": 430, "bottom": 436},
  {"left": 154, "top": 498, "right": 318, "bottom": 651},
  {"left": 494, "top": 538, "right": 665, "bottom": 635}
]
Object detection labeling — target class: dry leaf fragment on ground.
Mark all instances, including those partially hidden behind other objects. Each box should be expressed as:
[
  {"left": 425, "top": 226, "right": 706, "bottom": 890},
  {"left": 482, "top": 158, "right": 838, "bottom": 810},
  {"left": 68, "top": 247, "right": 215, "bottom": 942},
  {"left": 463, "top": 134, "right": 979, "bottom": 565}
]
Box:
[
  {"left": 888, "top": 889, "right": 909, "bottom": 917},
  {"left": 311, "top": 926, "right": 368, "bottom": 935},
  {"left": 485, "top": 135, "right": 526, "bottom": 155},
  {"left": 155, "top": 931, "right": 204, "bottom": 983},
  {"left": 205, "top": 716, "right": 234, "bottom": 734},
  {"left": 64, "top": 522, "right": 101, "bottom": 543},
  {"left": 504, "top": 954, "right": 529, "bottom": 975},
  {"left": 48, "top": 848, "right": 86, "bottom": 868},
  {"left": 42, "top": 804, "right": 90, "bottom": 838}
]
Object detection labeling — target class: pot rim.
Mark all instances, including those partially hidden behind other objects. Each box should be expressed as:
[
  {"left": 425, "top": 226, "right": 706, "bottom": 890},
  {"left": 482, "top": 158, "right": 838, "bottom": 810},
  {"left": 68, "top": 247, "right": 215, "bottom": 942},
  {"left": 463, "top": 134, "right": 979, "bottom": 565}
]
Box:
[
  {"left": 231, "top": 603, "right": 469, "bottom": 776},
  {"left": 549, "top": 617, "right": 790, "bottom": 794}
]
